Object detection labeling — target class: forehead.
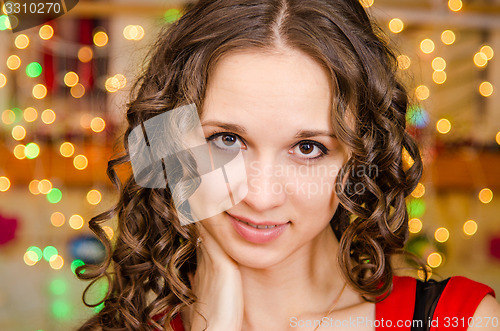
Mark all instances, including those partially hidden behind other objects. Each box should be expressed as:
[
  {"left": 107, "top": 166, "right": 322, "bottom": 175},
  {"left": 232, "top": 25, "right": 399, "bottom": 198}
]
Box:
[{"left": 200, "top": 48, "right": 333, "bottom": 130}]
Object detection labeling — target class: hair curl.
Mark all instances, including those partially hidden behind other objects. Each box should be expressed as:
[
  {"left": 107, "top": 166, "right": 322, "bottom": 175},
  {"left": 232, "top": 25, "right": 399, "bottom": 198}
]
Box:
[{"left": 77, "top": 0, "right": 423, "bottom": 330}]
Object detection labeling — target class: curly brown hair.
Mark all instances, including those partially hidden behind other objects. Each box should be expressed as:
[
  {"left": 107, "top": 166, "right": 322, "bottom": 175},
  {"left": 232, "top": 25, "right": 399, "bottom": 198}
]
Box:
[{"left": 77, "top": 0, "right": 423, "bottom": 330}]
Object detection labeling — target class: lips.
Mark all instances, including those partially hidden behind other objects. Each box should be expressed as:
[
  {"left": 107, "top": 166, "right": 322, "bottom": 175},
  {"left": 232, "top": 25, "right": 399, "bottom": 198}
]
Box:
[{"left": 228, "top": 213, "right": 289, "bottom": 244}]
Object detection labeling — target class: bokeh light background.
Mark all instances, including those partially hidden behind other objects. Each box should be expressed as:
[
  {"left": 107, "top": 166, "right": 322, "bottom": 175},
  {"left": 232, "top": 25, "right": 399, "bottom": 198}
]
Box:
[{"left": 0, "top": 0, "right": 499, "bottom": 330}]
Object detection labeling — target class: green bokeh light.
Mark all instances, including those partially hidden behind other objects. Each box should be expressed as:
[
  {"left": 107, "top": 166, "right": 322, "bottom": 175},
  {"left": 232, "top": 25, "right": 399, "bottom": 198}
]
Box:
[
  {"left": 43, "top": 246, "right": 58, "bottom": 262},
  {"left": 407, "top": 199, "right": 426, "bottom": 218},
  {"left": 164, "top": 8, "right": 181, "bottom": 23},
  {"left": 27, "top": 246, "right": 43, "bottom": 262},
  {"left": 51, "top": 299, "right": 71, "bottom": 320},
  {"left": 49, "top": 278, "right": 68, "bottom": 296},
  {"left": 93, "top": 302, "right": 105, "bottom": 313},
  {"left": 25, "top": 142, "right": 40, "bottom": 159},
  {"left": 12, "top": 107, "right": 23, "bottom": 123},
  {"left": 0, "top": 15, "right": 9, "bottom": 31},
  {"left": 26, "top": 62, "right": 43, "bottom": 78},
  {"left": 47, "top": 188, "right": 62, "bottom": 204},
  {"left": 71, "top": 259, "right": 85, "bottom": 275}
]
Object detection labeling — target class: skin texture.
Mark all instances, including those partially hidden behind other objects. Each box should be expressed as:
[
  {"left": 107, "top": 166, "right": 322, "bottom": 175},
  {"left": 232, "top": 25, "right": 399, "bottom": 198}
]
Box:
[{"left": 181, "top": 48, "right": 373, "bottom": 331}]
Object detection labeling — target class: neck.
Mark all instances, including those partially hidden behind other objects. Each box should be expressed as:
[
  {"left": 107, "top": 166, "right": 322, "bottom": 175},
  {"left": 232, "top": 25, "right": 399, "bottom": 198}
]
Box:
[{"left": 238, "top": 226, "right": 346, "bottom": 330}]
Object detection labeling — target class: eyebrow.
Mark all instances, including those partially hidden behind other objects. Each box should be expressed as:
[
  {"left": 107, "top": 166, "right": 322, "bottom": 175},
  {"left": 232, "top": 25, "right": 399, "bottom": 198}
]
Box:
[{"left": 201, "top": 120, "right": 336, "bottom": 138}]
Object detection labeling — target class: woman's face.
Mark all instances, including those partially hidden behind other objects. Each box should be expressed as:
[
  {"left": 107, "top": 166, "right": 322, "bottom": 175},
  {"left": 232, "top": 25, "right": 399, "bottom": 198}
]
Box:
[{"left": 198, "top": 48, "right": 346, "bottom": 268}]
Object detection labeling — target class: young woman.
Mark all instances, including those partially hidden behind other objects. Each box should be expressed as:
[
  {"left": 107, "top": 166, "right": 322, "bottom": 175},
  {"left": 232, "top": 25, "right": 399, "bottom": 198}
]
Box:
[{"left": 78, "top": 0, "right": 500, "bottom": 330}]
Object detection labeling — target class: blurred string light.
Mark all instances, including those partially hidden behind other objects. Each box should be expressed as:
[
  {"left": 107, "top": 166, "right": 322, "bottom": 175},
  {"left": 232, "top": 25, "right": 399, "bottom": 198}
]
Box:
[
  {"left": 69, "top": 214, "right": 84, "bottom": 230},
  {"left": 432, "top": 71, "right": 447, "bottom": 84},
  {"left": 38, "top": 179, "right": 52, "bottom": 194},
  {"left": 480, "top": 45, "right": 494, "bottom": 60},
  {"left": 406, "top": 106, "right": 429, "bottom": 128},
  {"left": 7, "top": 55, "right": 21, "bottom": 70},
  {"left": 26, "top": 246, "right": 43, "bottom": 262},
  {"left": 93, "top": 31, "right": 108, "bottom": 47},
  {"left": 80, "top": 114, "right": 93, "bottom": 129},
  {"left": 24, "top": 250, "right": 38, "bottom": 266},
  {"left": 50, "top": 212, "right": 65, "bottom": 227},
  {"left": 164, "top": 8, "right": 182, "bottom": 23},
  {"left": 420, "top": 39, "right": 435, "bottom": 54},
  {"left": 91, "top": 117, "right": 106, "bottom": 133},
  {"left": 59, "top": 142, "right": 75, "bottom": 157},
  {"left": 411, "top": 183, "right": 425, "bottom": 198},
  {"left": 408, "top": 218, "right": 423, "bottom": 234},
  {"left": 47, "top": 188, "right": 62, "bottom": 204},
  {"left": 50, "top": 278, "right": 68, "bottom": 296},
  {"left": 6, "top": 15, "right": 18, "bottom": 29},
  {"left": 432, "top": 57, "right": 446, "bottom": 71},
  {"left": 41, "top": 109, "right": 56, "bottom": 124},
  {"left": 407, "top": 199, "right": 426, "bottom": 218},
  {"left": 441, "top": 30, "right": 456, "bottom": 45},
  {"left": 496, "top": 131, "right": 500, "bottom": 145},
  {"left": 0, "top": 73, "right": 6, "bottom": 88},
  {"left": 71, "top": 83, "right": 85, "bottom": 98},
  {"left": 13, "top": 144, "right": 26, "bottom": 159},
  {"left": 397, "top": 54, "right": 411, "bottom": 70},
  {"left": 479, "top": 188, "right": 493, "bottom": 204},
  {"left": 24, "top": 107, "right": 38, "bottom": 122},
  {"left": 388, "top": 18, "right": 404, "bottom": 33},
  {"left": 427, "top": 252, "right": 443, "bottom": 268},
  {"left": 26, "top": 62, "right": 42, "bottom": 78},
  {"left": 29, "top": 180, "right": 40, "bottom": 195},
  {"left": 448, "top": 0, "right": 463, "bottom": 12},
  {"left": 87, "top": 189, "right": 102, "bottom": 205},
  {"left": 49, "top": 255, "right": 64, "bottom": 270},
  {"left": 434, "top": 227, "right": 450, "bottom": 243},
  {"left": 123, "top": 25, "right": 145, "bottom": 41},
  {"left": 463, "top": 220, "right": 478, "bottom": 236},
  {"left": 52, "top": 299, "right": 71, "bottom": 320},
  {"left": 32, "top": 84, "right": 48, "bottom": 99},
  {"left": 436, "top": 118, "right": 451, "bottom": 134},
  {"left": 24, "top": 142, "right": 40, "bottom": 159},
  {"left": 415, "top": 85, "right": 430, "bottom": 101},
  {"left": 0, "top": 15, "right": 10, "bottom": 30},
  {"left": 12, "top": 125, "right": 26, "bottom": 140},
  {"left": 71, "top": 259, "right": 85, "bottom": 274},
  {"left": 105, "top": 74, "right": 127, "bottom": 93},
  {"left": 359, "top": 0, "right": 374, "bottom": 8},
  {"left": 73, "top": 155, "right": 88, "bottom": 170},
  {"left": 417, "top": 265, "right": 432, "bottom": 281},
  {"left": 2, "top": 109, "right": 15, "bottom": 124},
  {"left": 479, "top": 81, "right": 493, "bottom": 97},
  {"left": 78, "top": 46, "right": 93, "bottom": 63},
  {"left": 15, "top": 34, "right": 29, "bottom": 49},
  {"left": 474, "top": 52, "right": 488, "bottom": 68},
  {"left": 43, "top": 246, "right": 58, "bottom": 262},
  {"left": 39, "top": 24, "right": 54, "bottom": 40},
  {"left": 102, "top": 226, "right": 114, "bottom": 240},
  {"left": 0, "top": 176, "right": 11, "bottom": 192},
  {"left": 64, "top": 71, "right": 79, "bottom": 87}
]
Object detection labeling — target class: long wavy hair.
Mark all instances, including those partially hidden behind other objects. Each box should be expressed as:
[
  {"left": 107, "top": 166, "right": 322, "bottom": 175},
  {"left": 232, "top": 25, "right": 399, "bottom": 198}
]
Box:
[{"left": 77, "top": 0, "right": 423, "bottom": 330}]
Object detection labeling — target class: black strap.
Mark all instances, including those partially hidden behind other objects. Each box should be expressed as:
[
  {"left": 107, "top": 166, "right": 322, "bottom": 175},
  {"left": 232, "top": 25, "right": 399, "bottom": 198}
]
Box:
[{"left": 410, "top": 277, "right": 450, "bottom": 331}]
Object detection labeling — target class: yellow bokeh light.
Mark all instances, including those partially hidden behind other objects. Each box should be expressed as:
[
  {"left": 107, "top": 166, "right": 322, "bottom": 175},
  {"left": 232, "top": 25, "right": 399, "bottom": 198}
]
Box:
[
  {"left": 15, "top": 34, "right": 30, "bottom": 49},
  {"left": 24, "top": 251, "right": 38, "bottom": 266},
  {"left": 388, "top": 18, "right": 404, "bottom": 34},
  {"left": 41, "top": 109, "right": 56, "bottom": 124},
  {"left": 12, "top": 125, "right": 26, "bottom": 140},
  {"left": 480, "top": 45, "right": 494, "bottom": 61},
  {"left": 29, "top": 180, "right": 40, "bottom": 195},
  {"left": 39, "top": 25, "right": 54, "bottom": 40},
  {"left": 49, "top": 255, "right": 64, "bottom": 270},
  {"left": 496, "top": 131, "right": 500, "bottom": 146},
  {"left": 411, "top": 183, "right": 425, "bottom": 198},
  {"left": 408, "top": 218, "right": 423, "bottom": 234},
  {"left": 78, "top": 46, "right": 93, "bottom": 63},
  {"left": 0, "top": 176, "right": 11, "bottom": 192},
  {"left": 90, "top": 117, "right": 106, "bottom": 133},
  {"left": 102, "top": 226, "right": 115, "bottom": 240},
  {"left": 397, "top": 54, "right": 411, "bottom": 70},
  {"left": 427, "top": 252, "right": 443, "bottom": 268},
  {"left": 13, "top": 144, "right": 26, "bottom": 159},
  {"left": 415, "top": 85, "right": 430, "bottom": 101},
  {"left": 123, "top": 25, "right": 145, "bottom": 41},
  {"left": 431, "top": 57, "right": 446, "bottom": 71},
  {"left": 114, "top": 74, "right": 127, "bottom": 89},
  {"left": 105, "top": 76, "right": 120, "bottom": 93},
  {"left": 93, "top": 31, "right": 109, "bottom": 47},
  {"left": 69, "top": 214, "right": 84, "bottom": 230},
  {"left": 474, "top": 52, "right": 488, "bottom": 68},
  {"left": 59, "top": 142, "right": 75, "bottom": 157},
  {"left": 32, "top": 84, "right": 48, "bottom": 99},
  {"left": 479, "top": 81, "right": 493, "bottom": 97},
  {"left": 478, "top": 188, "right": 493, "bottom": 204},
  {"left": 0, "top": 73, "right": 6, "bottom": 88},
  {"left": 434, "top": 227, "right": 450, "bottom": 243},
  {"left": 73, "top": 155, "right": 89, "bottom": 170},
  {"left": 359, "top": 0, "right": 374, "bottom": 8},
  {"left": 463, "top": 220, "right": 478, "bottom": 236},
  {"left": 51, "top": 212, "right": 65, "bottom": 227},
  {"left": 6, "top": 15, "right": 18, "bottom": 29},
  {"left": 64, "top": 71, "right": 79, "bottom": 87},
  {"left": 38, "top": 179, "right": 52, "bottom": 195},
  {"left": 87, "top": 189, "right": 102, "bottom": 205},
  {"left": 448, "top": 0, "right": 463, "bottom": 11},
  {"left": 2, "top": 109, "right": 15, "bottom": 124},
  {"left": 24, "top": 107, "right": 38, "bottom": 122},
  {"left": 436, "top": 118, "right": 451, "bottom": 134},
  {"left": 417, "top": 266, "right": 432, "bottom": 281},
  {"left": 80, "top": 114, "right": 93, "bottom": 129},
  {"left": 70, "top": 83, "right": 85, "bottom": 98},
  {"left": 7, "top": 55, "right": 21, "bottom": 70},
  {"left": 420, "top": 39, "right": 435, "bottom": 54},
  {"left": 441, "top": 30, "right": 456, "bottom": 45},
  {"left": 432, "top": 70, "right": 447, "bottom": 85}
]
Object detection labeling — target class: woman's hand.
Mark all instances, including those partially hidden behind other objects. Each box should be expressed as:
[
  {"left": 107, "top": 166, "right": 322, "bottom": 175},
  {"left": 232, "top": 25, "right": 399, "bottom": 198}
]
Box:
[{"left": 187, "top": 222, "right": 243, "bottom": 331}]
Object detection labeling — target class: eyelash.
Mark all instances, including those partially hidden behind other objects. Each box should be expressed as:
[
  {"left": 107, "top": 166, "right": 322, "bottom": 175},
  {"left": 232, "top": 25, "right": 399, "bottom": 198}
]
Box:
[{"left": 205, "top": 131, "right": 329, "bottom": 161}]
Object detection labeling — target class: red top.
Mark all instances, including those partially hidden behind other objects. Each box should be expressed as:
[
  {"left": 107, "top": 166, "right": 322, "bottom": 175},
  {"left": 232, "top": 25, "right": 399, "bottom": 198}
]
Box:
[{"left": 163, "top": 275, "right": 495, "bottom": 331}]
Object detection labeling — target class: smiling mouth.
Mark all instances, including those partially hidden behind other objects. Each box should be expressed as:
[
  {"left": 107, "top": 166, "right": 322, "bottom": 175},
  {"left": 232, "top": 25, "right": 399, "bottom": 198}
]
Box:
[{"left": 235, "top": 219, "right": 280, "bottom": 229}]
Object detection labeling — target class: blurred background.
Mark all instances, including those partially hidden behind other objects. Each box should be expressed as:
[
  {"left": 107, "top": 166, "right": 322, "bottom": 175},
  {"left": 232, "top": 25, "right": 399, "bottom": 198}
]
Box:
[{"left": 0, "top": 0, "right": 499, "bottom": 330}]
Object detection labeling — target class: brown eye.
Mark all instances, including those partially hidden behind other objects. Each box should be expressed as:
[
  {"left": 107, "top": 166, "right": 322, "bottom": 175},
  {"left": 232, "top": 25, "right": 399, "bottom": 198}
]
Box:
[
  {"left": 299, "top": 142, "right": 314, "bottom": 154},
  {"left": 222, "top": 134, "right": 236, "bottom": 146},
  {"left": 206, "top": 132, "right": 245, "bottom": 152},
  {"left": 290, "top": 140, "right": 328, "bottom": 160}
]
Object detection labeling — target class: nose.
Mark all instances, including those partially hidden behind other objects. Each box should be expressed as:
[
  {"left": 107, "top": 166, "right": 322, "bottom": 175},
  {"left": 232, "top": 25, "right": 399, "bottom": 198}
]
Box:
[{"left": 242, "top": 157, "right": 287, "bottom": 212}]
